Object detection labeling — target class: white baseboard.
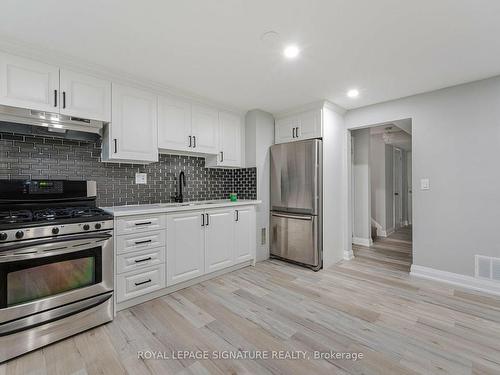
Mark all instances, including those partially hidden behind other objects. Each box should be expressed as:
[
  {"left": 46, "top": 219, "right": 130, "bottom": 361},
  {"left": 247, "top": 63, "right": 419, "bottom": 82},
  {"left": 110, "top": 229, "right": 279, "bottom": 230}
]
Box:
[
  {"left": 410, "top": 265, "right": 500, "bottom": 296},
  {"left": 403, "top": 220, "right": 409, "bottom": 226},
  {"left": 344, "top": 250, "right": 354, "bottom": 260},
  {"left": 377, "top": 228, "right": 393, "bottom": 238},
  {"left": 352, "top": 237, "right": 373, "bottom": 247}
]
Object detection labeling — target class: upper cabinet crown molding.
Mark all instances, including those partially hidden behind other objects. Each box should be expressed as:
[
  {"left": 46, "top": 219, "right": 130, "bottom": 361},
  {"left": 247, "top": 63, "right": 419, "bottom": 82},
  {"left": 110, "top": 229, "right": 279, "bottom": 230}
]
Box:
[{"left": 0, "top": 52, "right": 111, "bottom": 121}]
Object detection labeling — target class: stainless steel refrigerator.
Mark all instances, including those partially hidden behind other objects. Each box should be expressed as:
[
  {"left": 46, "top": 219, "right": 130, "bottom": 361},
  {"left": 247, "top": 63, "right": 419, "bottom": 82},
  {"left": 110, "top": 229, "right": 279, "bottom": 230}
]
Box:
[{"left": 270, "top": 139, "right": 322, "bottom": 270}]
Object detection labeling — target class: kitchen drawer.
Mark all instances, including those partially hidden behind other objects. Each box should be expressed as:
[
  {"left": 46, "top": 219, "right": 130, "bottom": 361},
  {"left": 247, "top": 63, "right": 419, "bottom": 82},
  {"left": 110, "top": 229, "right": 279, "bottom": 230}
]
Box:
[
  {"left": 116, "top": 214, "right": 166, "bottom": 235},
  {"left": 116, "top": 247, "right": 165, "bottom": 274},
  {"left": 116, "top": 230, "right": 166, "bottom": 254},
  {"left": 116, "top": 265, "right": 165, "bottom": 303}
]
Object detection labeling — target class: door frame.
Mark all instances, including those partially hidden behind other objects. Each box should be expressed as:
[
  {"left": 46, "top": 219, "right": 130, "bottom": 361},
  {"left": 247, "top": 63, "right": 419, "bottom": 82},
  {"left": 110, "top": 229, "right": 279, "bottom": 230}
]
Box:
[
  {"left": 393, "top": 147, "right": 403, "bottom": 230},
  {"left": 345, "top": 119, "right": 413, "bottom": 264}
]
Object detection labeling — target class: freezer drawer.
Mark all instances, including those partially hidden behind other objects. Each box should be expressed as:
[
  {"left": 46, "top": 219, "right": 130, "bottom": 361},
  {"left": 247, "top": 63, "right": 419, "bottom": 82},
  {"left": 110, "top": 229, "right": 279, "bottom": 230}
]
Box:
[{"left": 270, "top": 211, "right": 321, "bottom": 269}]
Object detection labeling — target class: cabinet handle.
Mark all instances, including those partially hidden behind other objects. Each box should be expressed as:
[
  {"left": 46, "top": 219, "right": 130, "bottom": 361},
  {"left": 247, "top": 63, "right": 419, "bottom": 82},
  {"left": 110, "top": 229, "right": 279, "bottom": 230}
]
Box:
[
  {"left": 235, "top": 210, "right": 239, "bottom": 222},
  {"left": 113, "top": 139, "right": 118, "bottom": 153},
  {"left": 193, "top": 136, "right": 196, "bottom": 148},
  {"left": 220, "top": 151, "right": 224, "bottom": 162},
  {"left": 292, "top": 127, "right": 295, "bottom": 138},
  {"left": 205, "top": 213, "right": 209, "bottom": 226},
  {"left": 134, "top": 257, "right": 152, "bottom": 263},
  {"left": 189, "top": 135, "right": 192, "bottom": 147},
  {"left": 135, "top": 239, "right": 152, "bottom": 245},
  {"left": 296, "top": 127, "right": 299, "bottom": 138},
  {"left": 54, "top": 90, "right": 58, "bottom": 107},
  {"left": 134, "top": 279, "right": 152, "bottom": 286},
  {"left": 62, "top": 91, "right": 66, "bottom": 109},
  {"left": 134, "top": 221, "right": 152, "bottom": 226},
  {"left": 201, "top": 213, "right": 205, "bottom": 226}
]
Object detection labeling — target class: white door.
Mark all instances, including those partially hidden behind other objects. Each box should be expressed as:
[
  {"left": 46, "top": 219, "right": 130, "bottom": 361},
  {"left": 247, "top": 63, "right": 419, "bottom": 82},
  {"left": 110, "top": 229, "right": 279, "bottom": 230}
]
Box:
[
  {"left": 59, "top": 69, "right": 111, "bottom": 121},
  {"left": 297, "top": 109, "right": 322, "bottom": 140},
  {"left": 275, "top": 116, "right": 296, "bottom": 144},
  {"left": 191, "top": 104, "right": 218, "bottom": 154},
  {"left": 0, "top": 52, "right": 59, "bottom": 112},
  {"left": 166, "top": 211, "right": 205, "bottom": 285},
  {"left": 158, "top": 95, "right": 192, "bottom": 152},
  {"left": 234, "top": 207, "right": 255, "bottom": 263},
  {"left": 205, "top": 208, "right": 234, "bottom": 273},
  {"left": 218, "top": 111, "right": 241, "bottom": 167},
  {"left": 110, "top": 84, "right": 158, "bottom": 162},
  {"left": 393, "top": 148, "right": 403, "bottom": 229}
]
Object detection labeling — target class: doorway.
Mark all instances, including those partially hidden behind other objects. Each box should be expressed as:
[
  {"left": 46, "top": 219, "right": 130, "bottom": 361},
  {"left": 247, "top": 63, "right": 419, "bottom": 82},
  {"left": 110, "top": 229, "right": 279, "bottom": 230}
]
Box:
[{"left": 349, "top": 120, "right": 413, "bottom": 271}]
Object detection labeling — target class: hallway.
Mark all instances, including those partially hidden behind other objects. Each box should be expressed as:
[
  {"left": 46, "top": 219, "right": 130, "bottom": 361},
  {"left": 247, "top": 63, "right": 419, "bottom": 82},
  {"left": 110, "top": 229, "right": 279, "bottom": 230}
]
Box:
[{"left": 352, "top": 226, "right": 412, "bottom": 272}]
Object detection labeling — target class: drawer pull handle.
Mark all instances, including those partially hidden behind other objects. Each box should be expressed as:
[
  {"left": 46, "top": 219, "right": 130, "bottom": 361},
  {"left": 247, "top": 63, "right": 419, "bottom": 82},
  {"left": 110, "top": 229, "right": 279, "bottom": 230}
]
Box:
[
  {"left": 134, "top": 279, "right": 152, "bottom": 286},
  {"left": 135, "top": 239, "right": 152, "bottom": 245},
  {"left": 134, "top": 221, "right": 152, "bottom": 226},
  {"left": 134, "top": 257, "right": 152, "bottom": 263}
]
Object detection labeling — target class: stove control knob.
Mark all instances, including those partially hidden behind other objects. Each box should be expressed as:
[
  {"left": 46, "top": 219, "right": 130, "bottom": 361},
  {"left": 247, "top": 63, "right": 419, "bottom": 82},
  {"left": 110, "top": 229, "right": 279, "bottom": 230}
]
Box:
[
  {"left": 15, "top": 231, "right": 24, "bottom": 239},
  {"left": 0, "top": 232, "right": 7, "bottom": 241},
  {"left": 95, "top": 223, "right": 102, "bottom": 230},
  {"left": 52, "top": 227, "right": 59, "bottom": 235},
  {"left": 83, "top": 224, "right": 90, "bottom": 231}
]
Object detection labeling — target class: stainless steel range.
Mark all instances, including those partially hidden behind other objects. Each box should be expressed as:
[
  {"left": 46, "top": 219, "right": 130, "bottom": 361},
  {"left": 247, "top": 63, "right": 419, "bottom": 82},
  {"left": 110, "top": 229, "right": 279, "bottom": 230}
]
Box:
[{"left": 0, "top": 180, "right": 114, "bottom": 362}]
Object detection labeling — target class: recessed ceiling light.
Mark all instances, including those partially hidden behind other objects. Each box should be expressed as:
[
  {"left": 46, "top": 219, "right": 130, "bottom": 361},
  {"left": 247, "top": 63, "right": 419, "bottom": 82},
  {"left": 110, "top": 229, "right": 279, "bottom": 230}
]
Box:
[
  {"left": 347, "top": 89, "right": 359, "bottom": 98},
  {"left": 283, "top": 45, "right": 300, "bottom": 59}
]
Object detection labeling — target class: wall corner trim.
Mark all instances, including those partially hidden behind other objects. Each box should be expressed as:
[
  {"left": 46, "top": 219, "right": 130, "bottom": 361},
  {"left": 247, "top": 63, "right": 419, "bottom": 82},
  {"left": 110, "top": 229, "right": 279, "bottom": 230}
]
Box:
[
  {"left": 410, "top": 265, "right": 500, "bottom": 297},
  {"left": 344, "top": 250, "right": 355, "bottom": 260}
]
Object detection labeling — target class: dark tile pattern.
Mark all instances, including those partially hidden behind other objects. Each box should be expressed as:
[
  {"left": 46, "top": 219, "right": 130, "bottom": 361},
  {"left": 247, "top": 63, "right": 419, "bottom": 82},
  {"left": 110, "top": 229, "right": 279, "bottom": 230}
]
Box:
[{"left": 0, "top": 132, "right": 257, "bottom": 206}]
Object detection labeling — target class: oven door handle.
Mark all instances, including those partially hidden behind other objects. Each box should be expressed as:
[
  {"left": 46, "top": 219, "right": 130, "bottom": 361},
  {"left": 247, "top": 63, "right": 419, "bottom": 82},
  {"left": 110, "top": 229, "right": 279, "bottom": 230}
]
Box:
[
  {"left": 0, "top": 292, "right": 112, "bottom": 337},
  {"left": 0, "top": 233, "right": 112, "bottom": 262}
]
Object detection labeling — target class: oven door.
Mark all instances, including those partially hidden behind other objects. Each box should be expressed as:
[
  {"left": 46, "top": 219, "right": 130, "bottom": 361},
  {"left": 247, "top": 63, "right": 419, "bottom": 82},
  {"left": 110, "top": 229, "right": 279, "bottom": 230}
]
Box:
[{"left": 0, "top": 231, "right": 113, "bottom": 324}]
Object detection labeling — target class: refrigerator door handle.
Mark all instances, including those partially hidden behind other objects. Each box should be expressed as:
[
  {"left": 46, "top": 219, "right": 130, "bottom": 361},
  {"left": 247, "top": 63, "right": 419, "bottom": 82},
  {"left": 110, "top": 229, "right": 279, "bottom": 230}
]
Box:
[{"left": 271, "top": 212, "right": 313, "bottom": 221}]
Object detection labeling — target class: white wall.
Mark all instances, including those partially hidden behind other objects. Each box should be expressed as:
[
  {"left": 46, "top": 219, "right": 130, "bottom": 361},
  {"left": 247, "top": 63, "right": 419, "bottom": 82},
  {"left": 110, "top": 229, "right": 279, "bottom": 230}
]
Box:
[
  {"left": 245, "top": 109, "right": 275, "bottom": 262},
  {"left": 407, "top": 151, "right": 413, "bottom": 225},
  {"left": 385, "top": 145, "right": 394, "bottom": 233},
  {"left": 352, "top": 128, "right": 371, "bottom": 243},
  {"left": 346, "top": 76, "right": 500, "bottom": 277},
  {"left": 323, "top": 105, "right": 348, "bottom": 265},
  {"left": 370, "top": 134, "right": 387, "bottom": 234}
]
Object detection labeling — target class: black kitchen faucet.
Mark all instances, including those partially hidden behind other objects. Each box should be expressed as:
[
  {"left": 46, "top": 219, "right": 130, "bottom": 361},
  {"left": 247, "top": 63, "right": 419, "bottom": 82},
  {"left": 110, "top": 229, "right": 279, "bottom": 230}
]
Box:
[{"left": 174, "top": 171, "right": 186, "bottom": 202}]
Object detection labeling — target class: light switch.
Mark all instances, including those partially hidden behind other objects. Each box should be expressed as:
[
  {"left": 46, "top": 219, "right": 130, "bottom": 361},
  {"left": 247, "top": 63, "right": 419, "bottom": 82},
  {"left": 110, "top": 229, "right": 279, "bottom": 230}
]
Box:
[
  {"left": 420, "top": 178, "right": 430, "bottom": 190},
  {"left": 135, "top": 173, "right": 147, "bottom": 184}
]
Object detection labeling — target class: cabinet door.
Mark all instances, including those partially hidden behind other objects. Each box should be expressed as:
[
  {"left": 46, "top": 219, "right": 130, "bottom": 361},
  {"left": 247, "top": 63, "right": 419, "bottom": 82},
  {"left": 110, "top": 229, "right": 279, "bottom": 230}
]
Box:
[
  {"left": 59, "top": 69, "right": 111, "bottom": 121},
  {"left": 297, "top": 109, "right": 322, "bottom": 140},
  {"left": 110, "top": 84, "right": 158, "bottom": 162},
  {"left": 205, "top": 208, "right": 234, "bottom": 273},
  {"left": 218, "top": 111, "right": 241, "bottom": 167},
  {"left": 166, "top": 211, "right": 205, "bottom": 285},
  {"left": 234, "top": 207, "right": 256, "bottom": 263},
  {"left": 275, "top": 116, "right": 297, "bottom": 144},
  {"left": 0, "top": 52, "right": 59, "bottom": 112},
  {"left": 158, "top": 95, "right": 191, "bottom": 152},
  {"left": 191, "top": 104, "right": 218, "bottom": 154}
]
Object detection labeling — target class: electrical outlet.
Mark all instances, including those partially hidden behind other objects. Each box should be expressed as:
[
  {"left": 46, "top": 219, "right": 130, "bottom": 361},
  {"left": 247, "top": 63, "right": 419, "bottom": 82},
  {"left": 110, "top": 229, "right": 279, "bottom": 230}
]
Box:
[
  {"left": 135, "top": 173, "right": 147, "bottom": 184},
  {"left": 420, "top": 178, "right": 430, "bottom": 190}
]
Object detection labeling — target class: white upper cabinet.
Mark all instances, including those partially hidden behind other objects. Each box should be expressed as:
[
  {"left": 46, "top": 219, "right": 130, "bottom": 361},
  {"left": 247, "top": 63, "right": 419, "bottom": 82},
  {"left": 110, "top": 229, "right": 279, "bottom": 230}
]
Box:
[
  {"left": 158, "top": 95, "right": 191, "bottom": 152},
  {"left": 204, "top": 208, "right": 235, "bottom": 273},
  {"left": 0, "top": 52, "right": 59, "bottom": 112},
  {"left": 191, "top": 104, "right": 218, "bottom": 154},
  {"left": 59, "top": 69, "right": 111, "bottom": 121},
  {"left": 103, "top": 83, "right": 158, "bottom": 163},
  {"left": 206, "top": 111, "right": 242, "bottom": 168},
  {"left": 275, "top": 109, "right": 322, "bottom": 144}
]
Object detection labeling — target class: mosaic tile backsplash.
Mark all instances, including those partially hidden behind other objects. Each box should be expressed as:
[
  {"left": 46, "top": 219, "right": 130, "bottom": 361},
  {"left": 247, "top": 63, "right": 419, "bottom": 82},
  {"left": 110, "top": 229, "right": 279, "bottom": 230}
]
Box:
[{"left": 0, "top": 132, "right": 257, "bottom": 207}]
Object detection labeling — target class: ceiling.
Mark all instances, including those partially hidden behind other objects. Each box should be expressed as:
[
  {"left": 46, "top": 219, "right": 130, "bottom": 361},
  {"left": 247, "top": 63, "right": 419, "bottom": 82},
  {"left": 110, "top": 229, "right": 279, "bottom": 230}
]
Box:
[
  {"left": 1, "top": 0, "right": 500, "bottom": 113},
  {"left": 370, "top": 123, "right": 412, "bottom": 151}
]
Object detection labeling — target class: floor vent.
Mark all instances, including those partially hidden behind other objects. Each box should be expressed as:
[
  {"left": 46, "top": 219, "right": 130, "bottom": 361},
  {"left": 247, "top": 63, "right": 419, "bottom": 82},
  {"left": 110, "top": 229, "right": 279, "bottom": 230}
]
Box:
[{"left": 475, "top": 255, "right": 500, "bottom": 281}]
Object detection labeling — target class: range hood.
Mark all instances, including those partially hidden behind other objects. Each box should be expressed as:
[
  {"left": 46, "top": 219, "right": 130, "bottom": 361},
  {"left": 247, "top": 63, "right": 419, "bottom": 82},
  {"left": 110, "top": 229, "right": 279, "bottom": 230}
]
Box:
[{"left": 0, "top": 104, "right": 105, "bottom": 142}]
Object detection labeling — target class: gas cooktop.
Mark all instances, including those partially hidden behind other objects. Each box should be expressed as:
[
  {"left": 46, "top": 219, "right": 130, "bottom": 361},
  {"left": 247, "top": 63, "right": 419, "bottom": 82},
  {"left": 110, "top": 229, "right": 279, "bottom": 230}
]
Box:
[{"left": 0, "top": 207, "right": 111, "bottom": 225}]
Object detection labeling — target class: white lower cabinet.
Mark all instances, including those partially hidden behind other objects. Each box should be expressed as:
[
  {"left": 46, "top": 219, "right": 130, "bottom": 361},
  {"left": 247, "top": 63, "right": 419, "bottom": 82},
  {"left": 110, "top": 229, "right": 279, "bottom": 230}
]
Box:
[
  {"left": 116, "top": 264, "right": 165, "bottom": 303},
  {"left": 234, "top": 207, "right": 256, "bottom": 263},
  {"left": 166, "top": 211, "right": 205, "bottom": 286},
  {"left": 205, "top": 208, "right": 235, "bottom": 273}
]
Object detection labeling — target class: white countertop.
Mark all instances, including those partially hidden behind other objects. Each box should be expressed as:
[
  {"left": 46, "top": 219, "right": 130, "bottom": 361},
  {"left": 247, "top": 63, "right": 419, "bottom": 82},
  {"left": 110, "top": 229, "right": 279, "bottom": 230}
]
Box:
[{"left": 101, "top": 199, "right": 261, "bottom": 217}]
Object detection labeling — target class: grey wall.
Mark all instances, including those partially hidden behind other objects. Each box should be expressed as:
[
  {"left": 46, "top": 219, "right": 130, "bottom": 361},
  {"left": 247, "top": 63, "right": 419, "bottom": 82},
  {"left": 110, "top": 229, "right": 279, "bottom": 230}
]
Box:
[
  {"left": 352, "top": 128, "right": 371, "bottom": 241},
  {"left": 346, "top": 76, "right": 500, "bottom": 277},
  {"left": 385, "top": 144, "right": 394, "bottom": 232},
  {"left": 370, "top": 134, "right": 393, "bottom": 234},
  {"left": 245, "top": 109, "right": 275, "bottom": 262},
  {"left": 0, "top": 132, "right": 257, "bottom": 207}
]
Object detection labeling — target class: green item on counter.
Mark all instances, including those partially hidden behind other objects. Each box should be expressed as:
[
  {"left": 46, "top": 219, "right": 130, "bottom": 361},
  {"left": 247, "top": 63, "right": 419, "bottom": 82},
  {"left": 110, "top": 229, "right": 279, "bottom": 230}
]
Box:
[{"left": 230, "top": 193, "right": 237, "bottom": 202}]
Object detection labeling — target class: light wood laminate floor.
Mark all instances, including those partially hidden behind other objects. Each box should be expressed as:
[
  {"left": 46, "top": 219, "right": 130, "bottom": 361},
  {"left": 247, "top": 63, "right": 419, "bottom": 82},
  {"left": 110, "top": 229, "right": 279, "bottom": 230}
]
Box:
[{"left": 2, "top": 227, "right": 500, "bottom": 374}]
